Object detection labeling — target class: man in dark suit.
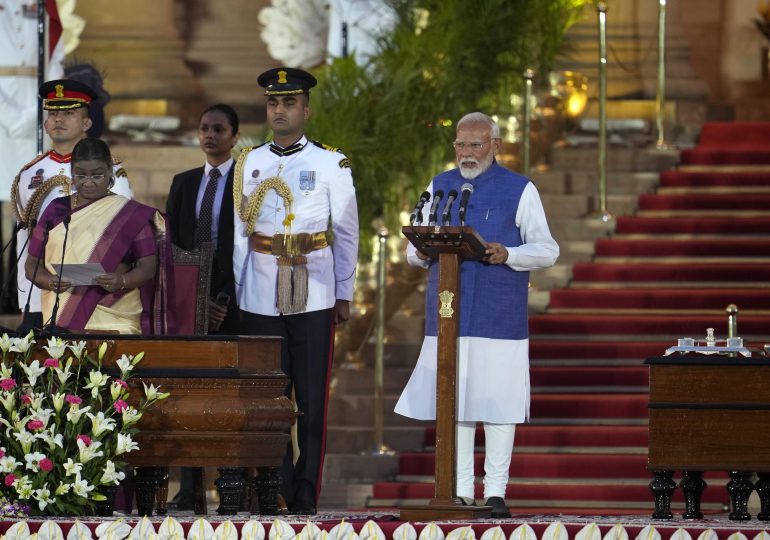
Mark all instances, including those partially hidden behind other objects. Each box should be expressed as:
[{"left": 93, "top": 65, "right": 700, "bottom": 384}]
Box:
[{"left": 166, "top": 103, "right": 240, "bottom": 335}]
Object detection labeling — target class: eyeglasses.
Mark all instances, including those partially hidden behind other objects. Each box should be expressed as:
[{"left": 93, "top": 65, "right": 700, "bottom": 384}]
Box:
[
  {"left": 452, "top": 141, "right": 487, "bottom": 151},
  {"left": 72, "top": 174, "right": 108, "bottom": 183}
]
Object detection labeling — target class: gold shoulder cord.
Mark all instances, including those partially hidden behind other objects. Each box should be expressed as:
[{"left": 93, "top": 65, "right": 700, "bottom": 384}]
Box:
[
  {"left": 234, "top": 148, "right": 295, "bottom": 234},
  {"left": 23, "top": 175, "right": 72, "bottom": 228}
]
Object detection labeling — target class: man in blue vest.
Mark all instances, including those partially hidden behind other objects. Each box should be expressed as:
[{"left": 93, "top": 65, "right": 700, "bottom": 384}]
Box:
[{"left": 395, "top": 112, "right": 559, "bottom": 518}]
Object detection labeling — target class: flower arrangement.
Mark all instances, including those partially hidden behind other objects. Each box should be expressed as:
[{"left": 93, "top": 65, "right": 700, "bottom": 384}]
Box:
[
  {"left": 755, "top": 1, "right": 770, "bottom": 41},
  {"left": 0, "top": 332, "right": 169, "bottom": 516}
]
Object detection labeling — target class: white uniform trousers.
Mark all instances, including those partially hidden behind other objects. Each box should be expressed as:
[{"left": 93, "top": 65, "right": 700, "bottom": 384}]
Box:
[{"left": 456, "top": 422, "right": 515, "bottom": 500}]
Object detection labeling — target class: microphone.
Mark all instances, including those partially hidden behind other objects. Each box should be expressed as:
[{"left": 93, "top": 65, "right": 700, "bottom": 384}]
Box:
[
  {"left": 458, "top": 183, "right": 475, "bottom": 227},
  {"left": 1, "top": 219, "right": 37, "bottom": 301},
  {"left": 427, "top": 190, "right": 445, "bottom": 227},
  {"left": 409, "top": 191, "right": 431, "bottom": 225},
  {"left": 440, "top": 189, "right": 458, "bottom": 226},
  {"left": 17, "top": 220, "right": 50, "bottom": 335},
  {"left": 47, "top": 215, "right": 71, "bottom": 334}
]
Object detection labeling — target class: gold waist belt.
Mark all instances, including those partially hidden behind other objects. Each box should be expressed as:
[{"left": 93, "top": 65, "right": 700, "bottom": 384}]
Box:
[
  {"left": 249, "top": 231, "right": 328, "bottom": 256},
  {"left": 0, "top": 66, "right": 37, "bottom": 77}
]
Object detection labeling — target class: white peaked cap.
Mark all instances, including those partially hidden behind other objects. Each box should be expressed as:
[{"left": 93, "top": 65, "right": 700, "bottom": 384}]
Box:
[
  {"left": 157, "top": 517, "right": 185, "bottom": 540},
  {"left": 603, "top": 524, "right": 628, "bottom": 540},
  {"left": 67, "top": 521, "right": 94, "bottom": 540},
  {"left": 242, "top": 520, "right": 266, "bottom": 540},
  {"left": 696, "top": 530, "right": 718, "bottom": 540},
  {"left": 576, "top": 524, "right": 600, "bottom": 540},
  {"left": 419, "top": 523, "right": 446, "bottom": 540},
  {"left": 269, "top": 520, "right": 296, "bottom": 540},
  {"left": 393, "top": 523, "right": 418, "bottom": 540},
  {"left": 509, "top": 524, "right": 537, "bottom": 540},
  {"left": 359, "top": 521, "right": 386, "bottom": 540},
  {"left": 329, "top": 521, "right": 355, "bottom": 540},
  {"left": 185, "top": 519, "right": 213, "bottom": 540},
  {"left": 131, "top": 517, "right": 157, "bottom": 540},
  {"left": 669, "top": 529, "right": 691, "bottom": 540},
  {"left": 446, "top": 527, "right": 475, "bottom": 540},
  {"left": 95, "top": 520, "right": 132, "bottom": 540},
  {"left": 5, "top": 521, "right": 30, "bottom": 540},
  {"left": 635, "top": 526, "right": 660, "bottom": 540},
  {"left": 38, "top": 521, "right": 64, "bottom": 540},
  {"left": 213, "top": 520, "right": 237, "bottom": 540},
  {"left": 542, "top": 522, "right": 569, "bottom": 540},
  {"left": 481, "top": 526, "right": 506, "bottom": 540}
]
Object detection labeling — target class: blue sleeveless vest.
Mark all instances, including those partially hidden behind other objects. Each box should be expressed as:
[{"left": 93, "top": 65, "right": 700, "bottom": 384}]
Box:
[{"left": 424, "top": 162, "right": 530, "bottom": 339}]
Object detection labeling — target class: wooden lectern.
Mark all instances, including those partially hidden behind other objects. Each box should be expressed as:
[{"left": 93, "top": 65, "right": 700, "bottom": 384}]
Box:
[{"left": 400, "top": 225, "right": 492, "bottom": 520}]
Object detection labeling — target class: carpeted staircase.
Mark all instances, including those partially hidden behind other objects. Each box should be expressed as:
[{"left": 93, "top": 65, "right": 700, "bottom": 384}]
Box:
[{"left": 365, "top": 122, "right": 770, "bottom": 515}]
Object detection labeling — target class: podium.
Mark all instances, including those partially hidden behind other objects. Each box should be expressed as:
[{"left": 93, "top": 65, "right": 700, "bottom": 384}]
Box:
[{"left": 399, "top": 226, "right": 493, "bottom": 520}]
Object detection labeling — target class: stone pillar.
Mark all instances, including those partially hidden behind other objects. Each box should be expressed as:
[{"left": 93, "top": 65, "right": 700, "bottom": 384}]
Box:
[{"left": 72, "top": 0, "right": 202, "bottom": 122}]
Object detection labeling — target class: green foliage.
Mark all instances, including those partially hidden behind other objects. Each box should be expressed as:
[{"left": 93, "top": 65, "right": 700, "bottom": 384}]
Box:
[{"left": 305, "top": 0, "right": 587, "bottom": 250}]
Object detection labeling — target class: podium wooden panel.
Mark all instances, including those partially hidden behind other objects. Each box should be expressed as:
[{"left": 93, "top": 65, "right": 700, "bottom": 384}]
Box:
[{"left": 400, "top": 226, "right": 492, "bottom": 520}]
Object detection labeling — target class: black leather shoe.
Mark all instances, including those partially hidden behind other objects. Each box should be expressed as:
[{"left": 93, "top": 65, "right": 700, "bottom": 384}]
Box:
[{"left": 485, "top": 496, "right": 511, "bottom": 519}]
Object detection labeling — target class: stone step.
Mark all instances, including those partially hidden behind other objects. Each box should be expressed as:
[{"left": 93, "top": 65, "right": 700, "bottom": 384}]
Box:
[
  {"left": 549, "top": 147, "right": 679, "bottom": 172},
  {"left": 530, "top": 263, "right": 573, "bottom": 290},
  {"left": 322, "top": 453, "right": 399, "bottom": 482},
  {"left": 532, "top": 171, "right": 660, "bottom": 196},
  {"left": 325, "top": 425, "right": 425, "bottom": 454}
]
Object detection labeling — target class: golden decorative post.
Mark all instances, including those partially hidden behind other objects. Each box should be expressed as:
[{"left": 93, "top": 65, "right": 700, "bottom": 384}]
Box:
[
  {"left": 655, "top": 0, "right": 674, "bottom": 150},
  {"left": 522, "top": 68, "right": 535, "bottom": 176},
  {"left": 726, "top": 304, "right": 738, "bottom": 339},
  {"left": 596, "top": 1, "right": 612, "bottom": 222}
]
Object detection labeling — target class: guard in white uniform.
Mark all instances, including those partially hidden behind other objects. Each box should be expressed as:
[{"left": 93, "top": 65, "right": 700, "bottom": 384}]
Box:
[
  {"left": 12, "top": 79, "right": 133, "bottom": 329},
  {"left": 234, "top": 67, "right": 358, "bottom": 515}
]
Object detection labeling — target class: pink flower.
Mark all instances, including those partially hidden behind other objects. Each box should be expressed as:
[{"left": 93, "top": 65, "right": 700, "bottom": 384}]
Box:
[
  {"left": 0, "top": 379, "right": 16, "bottom": 391},
  {"left": 26, "top": 420, "right": 44, "bottom": 431},
  {"left": 39, "top": 458, "right": 53, "bottom": 472},
  {"left": 43, "top": 358, "right": 58, "bottom": 368},
  {"left": 65, "top": 394, "right": 82, "bottom": 405},
  {"left": 20, "top": 394, "right": 31, "bottom": 405},
  {"left": 114, "top": 379, "right": 129, "bottom": 389},
  {"left": 0, "top": 449, "right": 5, "bottom": 458},
  {"left": 113, "top": 399, "right": 129, "bottom": 413},
  {"left": 77, "top": 434, "right": 92, "bottom": 446},
  {"left": 4, "top": 474, "right": 15, "bottom": 487}
]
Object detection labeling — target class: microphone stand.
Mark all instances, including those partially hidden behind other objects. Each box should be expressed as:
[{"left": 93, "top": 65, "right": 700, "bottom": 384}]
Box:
[
  {"left": 46, "top": 216, "right": 71, "bottom": 335},
  {"left": 16, "top": 220, "right": 48, "bottom": 335}
]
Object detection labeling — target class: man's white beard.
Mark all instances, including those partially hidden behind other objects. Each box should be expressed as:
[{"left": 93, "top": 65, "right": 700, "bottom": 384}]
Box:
[{"left": 459, "top": 153, "right": 494, "bottom": 179}]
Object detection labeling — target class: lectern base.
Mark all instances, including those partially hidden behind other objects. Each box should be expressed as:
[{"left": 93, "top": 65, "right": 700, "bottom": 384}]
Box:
[{"left": 400, "top": 504, "right": 493, "bottom": 521}]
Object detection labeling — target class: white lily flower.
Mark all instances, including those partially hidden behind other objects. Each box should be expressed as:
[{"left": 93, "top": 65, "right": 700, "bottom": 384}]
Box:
[
  {"left": 98, "top": 342, "right": 108, "bottom": 362},
  {"left": 0, "top": 455, "right": 19, "bottom": 473},
  {"left": 116, "top": 354, "right": 134, "bottom": 377},
  {"left": 116, "top": 432, "right": 139, "bottom": 455},
  {"left": 33, "top": 485, "right": 55, "bottom": 510},
  {"left": 32, "top": 407, "right": 54, "bottom": 426},
  {"left": 84, "top": 370, "right": 110, "bottom": 399},
  {"left": 67, "top": 340, "right": 87, "bottom": 360},
  {"left": 72, "top": 477, "right": 95, "bottom": 497},
  {"left": 10, "top": 332, "right": 35, "bottom": 354},
  {"left": 25, "top": 451, "right": 46, "bottom": 471},
  {"left": 132, "top": 351, "right": 144, "bottom": 365},
  {"left": 20, "top": 360, "right": 45, "bottom": 386},
  {"left": 16, "top": 476, "right": 34, "bottom": 499},
  {"left": 99, "top": 460, "right": 126, "bottom": 485},
  {"left": 52, "top": 392, "right": 66, "bottom": 413},
  {"left": 54, "top": 359, "right": 73, "bottom": 386},
  {"left": 77, "top": 439, "right": 104, "bottom": 464},
  {"left": 143, "top": 382, "right": 170, "bottom": 402},
  {"left": 63, "top": 458, "right": 83, "bottom": 477},
  {"left": 0, "top": 333, "right": 13, "bottom": 353},
  {"left": 66, "top": 405, "right": 91, "bottom": 424},
  {"left": 37, "top": 426, "right": 64, "bottom": 451},
  {"left": 86, "top": 411, "right": 116, "bottom": 437},
  {"left": 55, "top": 482, "right": 72, "bottom": 495},
  {"left": 122, "top": 407, "right": 142, "bottom": 427},
  {"left": 0, "top": 392, "right": 15, "bottom": 412},
  {"left": 0, "top": 363, "right": 12, "bottom": 378},
  {"left": 28, "top": 392, "right": 46, "bottom": 411},
  {"left": 43, "top": 337, "right": 68, "bottom": 360},
  {"left": 14, "top": 431, "right": 35, "bottom": 454}
]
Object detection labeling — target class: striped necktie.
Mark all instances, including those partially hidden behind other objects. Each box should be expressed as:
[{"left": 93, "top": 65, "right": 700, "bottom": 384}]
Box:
[{"left": 194, "top": 167, "right": 222, "bottom": 249}]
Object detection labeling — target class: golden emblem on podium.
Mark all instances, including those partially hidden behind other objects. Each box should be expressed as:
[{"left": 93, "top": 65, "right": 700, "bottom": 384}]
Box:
[{"left": 439, "top": 290, "right": 454, "bottom": 318}]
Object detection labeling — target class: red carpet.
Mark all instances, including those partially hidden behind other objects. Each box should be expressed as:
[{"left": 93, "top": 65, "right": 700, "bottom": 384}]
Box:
[{"left": 372, "top": 122, "right": 770, "bottom": 518}]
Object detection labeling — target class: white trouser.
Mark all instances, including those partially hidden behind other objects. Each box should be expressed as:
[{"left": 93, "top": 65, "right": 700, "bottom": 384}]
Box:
[{"left": 456, "top": 422, "right": 515, "bottom": 500}]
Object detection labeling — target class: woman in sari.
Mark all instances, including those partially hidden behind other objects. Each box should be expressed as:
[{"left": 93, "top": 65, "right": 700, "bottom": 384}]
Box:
[{"left": 25, "top": 137, "right": 174, "bottom": 334}]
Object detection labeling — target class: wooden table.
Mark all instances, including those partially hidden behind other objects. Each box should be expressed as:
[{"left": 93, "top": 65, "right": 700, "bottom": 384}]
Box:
[{"left": 646, "top": 355, "right": 770, "bottom": 521}]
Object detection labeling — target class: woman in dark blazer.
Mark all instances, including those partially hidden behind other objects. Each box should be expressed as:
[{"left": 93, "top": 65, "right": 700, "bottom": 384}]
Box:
[{"left": 166, "top": 104, "right": 241, "bottom": 334}]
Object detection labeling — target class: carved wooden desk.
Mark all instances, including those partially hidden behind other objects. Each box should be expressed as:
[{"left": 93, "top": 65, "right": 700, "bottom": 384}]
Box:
[
  {"left": 646, "top": 355, "right": 770, "bottom": 521},
  {"left": 85, "top": 335, "right": 293, "bottom": 516}
]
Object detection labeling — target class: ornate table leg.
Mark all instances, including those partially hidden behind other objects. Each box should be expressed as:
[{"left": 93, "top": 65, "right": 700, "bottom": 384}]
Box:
[
  {"left": 193, "top": 467, "right": 207, "bottom": 515},
  {"left": 679, "top": 471, "right": 706, "bottom": 520},
  {"left": 256, "top": 466, "right": 281, "bottom": 515},
  {"left": 755, "top": 472, "right": 770, "bottom": 521},
  {"left": 155, "top": 466, "right": 169, "bottom": 515},
  {"left": 727, "top": 470, "right": 754, "bottom": 521},
  {"left": 215, "top": 467, "right": 244, "bottom": 515},
  {"left": 650, "top": 470, "right": 676, "bottom": 519},
  {"left": 135, "top": 467, "right": 162, "bottom": 517}
]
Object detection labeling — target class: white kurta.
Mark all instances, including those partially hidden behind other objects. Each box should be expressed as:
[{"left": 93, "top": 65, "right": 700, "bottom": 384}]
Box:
[
  {"left": 233, "top": 137, "right": 359, "bottom": 315},
  {"left": 394, "top": 181, "right": 559, "bottom": 424},
  {"left": 14, "top": 152, "right": 133, "bottom": 312}
]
